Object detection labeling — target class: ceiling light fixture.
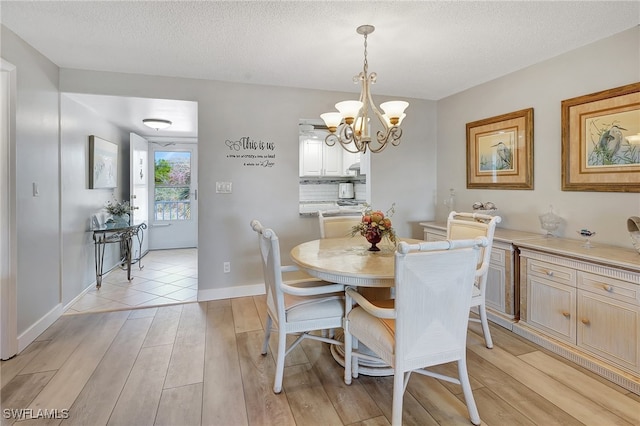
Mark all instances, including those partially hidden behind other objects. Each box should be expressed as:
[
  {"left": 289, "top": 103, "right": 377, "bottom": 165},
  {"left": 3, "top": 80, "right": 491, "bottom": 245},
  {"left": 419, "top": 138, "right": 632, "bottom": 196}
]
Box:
[
  {"left": 142, "top": 118, "right": 172, "bottom": 130},
  {"left": 321, "top": 25, "right": 409, "bottom": 154}
]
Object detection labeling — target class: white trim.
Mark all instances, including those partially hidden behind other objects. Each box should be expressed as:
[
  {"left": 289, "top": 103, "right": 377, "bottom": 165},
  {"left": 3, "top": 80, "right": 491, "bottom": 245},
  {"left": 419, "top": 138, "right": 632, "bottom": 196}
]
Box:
[
  {"left": 62, "top": 282, "right": 96, "bottom": 312},
  {"left": 17, "top": 304, "right": 64, "bottom": 353},
  {"left": 198, "top": 283, "right": 265, "bottom": 301},
  {"left": 0, "top": 59, "right": 17, "bottom": 360}
]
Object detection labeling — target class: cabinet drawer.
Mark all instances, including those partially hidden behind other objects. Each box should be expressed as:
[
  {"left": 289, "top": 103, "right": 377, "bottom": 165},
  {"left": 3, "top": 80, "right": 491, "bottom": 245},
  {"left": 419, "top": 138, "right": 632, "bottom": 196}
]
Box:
[
  {"left": 528, "top": 259, "right": 576, "bottom": 287},
  {"left": 489, "top": 247, "right": 505, "bottom": 267},
  {"left": 578, "top": 272, "right": 640, "bottom": 306},
  {"left": 424, "top": 231, "right": 446, "bottom": 242}
]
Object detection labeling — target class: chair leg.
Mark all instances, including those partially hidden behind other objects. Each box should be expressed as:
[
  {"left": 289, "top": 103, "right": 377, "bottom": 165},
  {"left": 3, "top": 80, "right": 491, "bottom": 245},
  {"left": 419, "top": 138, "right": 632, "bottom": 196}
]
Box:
[
  {"left": 391, "top": 371, "right": 405, "bottom": 426},
  {"left": 273, "top": 331, "right": 287, "bottom": 394},
  {"left": 344, "top": 327, "right": 352, "bottom": 385},
  {"left": 478, "top": 304, "right": 494, "bottom": 349},
  {"left": 458, "top": 360, "right": 481, "bottom": 425},
  {"left": 261, "top": 315, "right": 272, "bottom": 355}
]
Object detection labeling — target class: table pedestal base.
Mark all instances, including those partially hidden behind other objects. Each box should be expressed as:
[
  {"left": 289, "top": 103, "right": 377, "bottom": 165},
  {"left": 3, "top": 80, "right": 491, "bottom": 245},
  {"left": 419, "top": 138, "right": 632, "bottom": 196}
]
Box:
[{"left": 330, "top": 331, "right": 394, "bottom": 376}]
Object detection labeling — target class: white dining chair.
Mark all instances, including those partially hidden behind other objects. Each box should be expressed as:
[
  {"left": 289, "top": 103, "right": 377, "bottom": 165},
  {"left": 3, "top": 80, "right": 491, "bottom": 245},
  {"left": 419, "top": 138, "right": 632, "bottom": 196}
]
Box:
[
  {"left": 318, "top": 210, "right": 362, "bottom": 238},
  {"left": 343, "top": 238, "right": 488, "bottom": 426},
  {"left": 250, "top": 220, "right": 345, "bottom": 393},
  {"left": 447, "top": 211, "right": 501, "bottom": 348}
]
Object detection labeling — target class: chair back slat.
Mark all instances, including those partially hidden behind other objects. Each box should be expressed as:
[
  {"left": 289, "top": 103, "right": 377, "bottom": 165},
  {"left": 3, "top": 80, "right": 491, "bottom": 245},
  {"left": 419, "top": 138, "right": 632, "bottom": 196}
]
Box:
[
  {"left": 251, "top": 220, "right": 286, "bottom": 323},
  {"left": 319, "top": 210, "right": 362, "bottom": 238},
  {"left": 394, "top": 240, "right": 482, "bottom": 370}
]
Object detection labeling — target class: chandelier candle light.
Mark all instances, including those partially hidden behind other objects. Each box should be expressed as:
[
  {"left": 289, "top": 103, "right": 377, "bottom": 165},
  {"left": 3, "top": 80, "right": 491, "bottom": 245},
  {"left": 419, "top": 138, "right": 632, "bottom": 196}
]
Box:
[{"left": 321, "top": 25, "right": 409, "bottom": 154}]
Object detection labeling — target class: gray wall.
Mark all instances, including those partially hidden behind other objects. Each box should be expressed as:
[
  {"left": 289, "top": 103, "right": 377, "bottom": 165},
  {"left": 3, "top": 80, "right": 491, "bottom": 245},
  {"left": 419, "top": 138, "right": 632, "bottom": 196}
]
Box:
[
  {"left": 58, "top": 71, "right": 434, "bottom": 298},
  {"left": 436, "top": 26, "right": 640, "bottom": 246},
  {"left": 1, "top": 27, "right": 61, "bottom": 334},
  {"left": 60, "top": 94, "right": 128, "bottom": 305}
]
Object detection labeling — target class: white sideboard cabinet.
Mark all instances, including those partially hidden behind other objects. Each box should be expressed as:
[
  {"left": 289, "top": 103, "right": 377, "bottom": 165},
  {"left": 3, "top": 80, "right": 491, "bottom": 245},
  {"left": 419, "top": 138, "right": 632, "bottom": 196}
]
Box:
[
  {"left": 514, "top": 237, "right": 640, "bottom": 395},
  {"left": 420, "top": 222, "right": 539, "bottom": 329}
]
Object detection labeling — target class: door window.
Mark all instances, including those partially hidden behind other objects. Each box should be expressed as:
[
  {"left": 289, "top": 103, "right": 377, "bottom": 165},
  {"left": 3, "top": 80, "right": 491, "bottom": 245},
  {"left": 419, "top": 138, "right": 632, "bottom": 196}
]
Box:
[{"left": 154, "top": 151, "right": 192, "bottom": 221}]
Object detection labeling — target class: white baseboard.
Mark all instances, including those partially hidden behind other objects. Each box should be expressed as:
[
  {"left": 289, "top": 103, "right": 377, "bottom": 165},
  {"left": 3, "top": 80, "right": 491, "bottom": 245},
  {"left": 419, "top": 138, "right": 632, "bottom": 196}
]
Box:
[
  {"left": 198, "top": 283, "right": 265, "bottom": 301},
  {"left": 18, "top": 303, "right": 63, "bottom": 353},
  {"left": 63, "top": 282, "right": 96, "bottom": 312}
]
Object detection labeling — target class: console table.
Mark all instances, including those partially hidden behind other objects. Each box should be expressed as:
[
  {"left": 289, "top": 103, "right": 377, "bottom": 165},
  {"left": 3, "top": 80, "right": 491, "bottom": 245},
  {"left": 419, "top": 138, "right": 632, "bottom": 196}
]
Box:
[
  {"left": 513, "top": 237, "right": 640, "bottom": 395},
  {"left": 92, "top": 222, "right": 147, "bottom": 287}
]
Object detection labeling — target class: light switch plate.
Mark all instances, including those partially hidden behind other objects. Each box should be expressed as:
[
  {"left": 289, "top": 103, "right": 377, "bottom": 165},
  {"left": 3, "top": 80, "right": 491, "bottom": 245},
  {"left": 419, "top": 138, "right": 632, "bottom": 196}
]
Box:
[{"left": 216, "top": 182, "right": 232, "bottom": 193}]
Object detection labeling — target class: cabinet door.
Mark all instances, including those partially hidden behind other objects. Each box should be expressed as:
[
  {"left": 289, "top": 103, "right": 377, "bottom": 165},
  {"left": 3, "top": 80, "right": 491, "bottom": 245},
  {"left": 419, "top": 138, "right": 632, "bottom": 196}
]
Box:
[
  {"left": 578, "top": 290, "right": 639, "bottom": 372},
  {"left": 323, "top": 143, "right": 343, "bottom": 175},
  {"left": 301, "top": 139, "right": 323, "bottom": 176},
  {"left": 528, "top": 275, "right": 576, "bottom": 343},
  {"left": 486, "top": 249, "right": 506, "bottom": 313}
]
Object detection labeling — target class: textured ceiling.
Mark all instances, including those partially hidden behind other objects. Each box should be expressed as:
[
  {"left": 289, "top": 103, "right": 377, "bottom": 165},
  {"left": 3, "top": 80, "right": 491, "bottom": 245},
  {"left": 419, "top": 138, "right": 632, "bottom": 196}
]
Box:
[
  {"left": 1, "top": 1, "right": 638, "bottom": 139},
  {"left": 2, "top": 1, "right": 639, "bottom": 100}
]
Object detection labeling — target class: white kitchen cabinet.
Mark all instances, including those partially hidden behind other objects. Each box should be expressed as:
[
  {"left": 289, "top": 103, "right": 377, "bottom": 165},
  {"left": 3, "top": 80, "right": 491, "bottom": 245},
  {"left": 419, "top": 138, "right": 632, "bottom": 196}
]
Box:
[
  {"left": 515, "top": 238, "right": 640, "bottom": 395},
  {"left": 300, "top": 139, "right": 343, "bottom": 176},
  {"left": 420, "top": 222, "right": 539, "bottom": 329}
]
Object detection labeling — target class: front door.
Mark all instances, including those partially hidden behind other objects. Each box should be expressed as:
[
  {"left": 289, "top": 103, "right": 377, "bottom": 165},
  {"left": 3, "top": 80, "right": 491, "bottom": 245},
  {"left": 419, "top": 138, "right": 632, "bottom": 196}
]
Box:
[
  {"left": 130, "top": 133, "right": 149, "bottom": 257},
  {"left": 149, "top": 143, "right": 198, "bottom": 249}
]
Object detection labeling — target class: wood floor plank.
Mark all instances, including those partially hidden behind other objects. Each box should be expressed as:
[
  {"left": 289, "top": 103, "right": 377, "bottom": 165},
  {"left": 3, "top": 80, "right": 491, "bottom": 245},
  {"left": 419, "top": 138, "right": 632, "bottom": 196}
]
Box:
[
  {"left": 202, "top": 304, "right": 248, "bottom": 426},
  {"left": 206, "top": 299, "right": 230, "bottom": 310},
  {"left": 404, "top": 373, "right": 479, "bottom": 426},
  {"left": 252, "top": 294, "right": 269, "bottom": 330},
  {"left": 252, "top": 295, "right": 310, "bottom": 367},
  {"left": 282, "top": 363, "right": 344, "bottom": 426},
  {"left": 463, "top": 347, "right": 583, "bottom": 426},
  {"left": 352, "top": 416, "right": 391, "bottom": 426},
  {"left": 231, "top": 297, "right": 262, "bottom": 334},
  {"left": 142, "top": 305, "right": 183, "bottom": 348},
  {"left": 27, "top": 311, "right": 130, "bottom": 413},
  {"left": 469, "top": 387, "right": 536, "bottom": 426},
  {"left": 236, "top": 330, "right": 296, "bottom": 426},
  {"left": 1, "top": 341, "right": 48, "bottom": 389},
  {"left": 466, "top": 332, "right": 634, "bottom": 425},
  {"left": 107, "top": 344, "right": 173, "bottom": 426},
  {"left": 20, "top": 313, "right": 102, "bottom": 374},
  {"left": 163, "top": 302, "right": 206, "bottom": 389},
  {"left": 64, "top": 316, "right": 154, "bottom": 426},
  {"left": 154, "top": 383, "right": 203, "bottom": 426},
  {"left": 128, "top": 307, "right": 158, "bottom": 319},
  {"left": 0, "top": 371, "right": 55, "bottom": 425},
  {"left": 519, "top": 350, "right": 640, "bottom": 424},
  {"left": 3, "top": 286, "right": 639, "bottom": 426},
  {"left": 467, "top": 319, "right": 537, "bottom": 357},
  {"left": 300, "top": 339, "right": 383, "bottom": 424},
  {"left": 358, "top": 375, "right": 439, "bottom": 426}
]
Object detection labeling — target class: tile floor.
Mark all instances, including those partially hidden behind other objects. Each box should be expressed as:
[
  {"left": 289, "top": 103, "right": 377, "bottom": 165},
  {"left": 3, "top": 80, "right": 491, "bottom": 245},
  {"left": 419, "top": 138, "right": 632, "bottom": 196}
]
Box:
[{"left": 65, "top": 248, "right": 197, "bottom": 315}]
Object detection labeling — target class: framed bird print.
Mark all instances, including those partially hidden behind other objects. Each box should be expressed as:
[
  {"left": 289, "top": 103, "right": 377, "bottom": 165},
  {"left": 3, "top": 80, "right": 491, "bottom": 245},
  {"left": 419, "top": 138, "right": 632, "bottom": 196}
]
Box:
[
  {"left": 466, "top": 108, "right": 534, "bottom": 189},
  {"left": 562, "top": 82, "right": 640, "bottom": 192}
]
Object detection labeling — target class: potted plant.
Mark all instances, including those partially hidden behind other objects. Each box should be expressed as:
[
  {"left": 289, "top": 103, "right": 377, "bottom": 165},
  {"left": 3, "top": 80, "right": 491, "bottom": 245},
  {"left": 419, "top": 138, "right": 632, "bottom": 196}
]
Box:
[{"left": 104, "top": 199, "right": 131, "bottom": 225}]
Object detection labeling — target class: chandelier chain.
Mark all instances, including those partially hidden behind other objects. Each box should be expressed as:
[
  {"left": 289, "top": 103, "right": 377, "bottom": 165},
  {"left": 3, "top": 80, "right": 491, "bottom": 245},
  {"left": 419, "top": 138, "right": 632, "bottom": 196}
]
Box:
[{"left": 363, "top": 32, "right": 368, "bottom": 76}]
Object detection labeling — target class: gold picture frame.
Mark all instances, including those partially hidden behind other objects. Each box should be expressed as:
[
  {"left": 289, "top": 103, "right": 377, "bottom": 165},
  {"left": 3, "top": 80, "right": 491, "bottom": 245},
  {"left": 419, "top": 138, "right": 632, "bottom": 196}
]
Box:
[
  {"left": 561, "top": 82, "right": 640, "bottom": 192},
  {"left": 466, "top": 108, "right": 533, "bottom": 189}
]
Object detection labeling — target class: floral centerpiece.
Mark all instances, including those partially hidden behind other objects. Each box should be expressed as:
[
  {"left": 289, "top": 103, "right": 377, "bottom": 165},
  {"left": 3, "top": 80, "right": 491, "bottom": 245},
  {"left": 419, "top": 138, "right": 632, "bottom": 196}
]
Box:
[
  {"left": 104, "top": 199, "right": 131, "bottom": 224},
  {"left": 351, "top": 203, "right": 397, "bottom": 251}
]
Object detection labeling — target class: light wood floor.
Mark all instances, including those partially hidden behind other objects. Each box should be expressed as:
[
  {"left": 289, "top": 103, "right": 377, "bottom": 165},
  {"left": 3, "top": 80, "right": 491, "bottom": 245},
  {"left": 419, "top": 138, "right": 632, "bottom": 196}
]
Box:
[{"left": 2, "top": 297, "right": 639, "bottom": 426}]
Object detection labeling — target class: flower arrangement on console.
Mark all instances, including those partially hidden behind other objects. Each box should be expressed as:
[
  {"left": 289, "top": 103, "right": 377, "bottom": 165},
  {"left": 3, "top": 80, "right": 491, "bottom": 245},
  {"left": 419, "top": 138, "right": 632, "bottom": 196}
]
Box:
[
  {"left": 351, "top": 203, "right": 397, "bottom": 251},
  {"left": 104, "top": 199, "right": 131, "bottom": 224}
]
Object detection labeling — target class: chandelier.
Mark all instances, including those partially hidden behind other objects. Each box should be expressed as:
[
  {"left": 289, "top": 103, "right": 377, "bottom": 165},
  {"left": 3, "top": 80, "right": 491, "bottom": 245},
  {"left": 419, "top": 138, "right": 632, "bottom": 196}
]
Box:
[{"left": 321, "top": 25, "right": 409, "bottom": 154}]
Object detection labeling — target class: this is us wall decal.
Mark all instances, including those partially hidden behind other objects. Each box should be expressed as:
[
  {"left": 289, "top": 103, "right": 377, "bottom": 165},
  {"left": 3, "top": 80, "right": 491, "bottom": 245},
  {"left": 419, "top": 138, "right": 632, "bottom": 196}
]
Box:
[{"left": 225, "top": 136, "right": 275, "bottom": 168}]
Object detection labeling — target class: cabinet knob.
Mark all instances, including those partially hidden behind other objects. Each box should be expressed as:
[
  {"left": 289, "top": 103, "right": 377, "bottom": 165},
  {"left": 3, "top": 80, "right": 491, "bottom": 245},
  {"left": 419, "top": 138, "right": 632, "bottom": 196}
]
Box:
[
  {"left": 602, "top": 285, "right": 613, "bottom": 292},
  {"left": 581, "top": 318, "right": 591, "bottom": 325},
  {"left": 545, "top": 270, "right": 554, "bottom": 277},
  {"left": 562, "top": 311, "right": 570, "bottom": 318}
]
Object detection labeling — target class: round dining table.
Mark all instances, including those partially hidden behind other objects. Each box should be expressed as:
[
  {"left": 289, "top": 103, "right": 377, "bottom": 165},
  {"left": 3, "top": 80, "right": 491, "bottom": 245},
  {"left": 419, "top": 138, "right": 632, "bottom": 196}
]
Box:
[{"left": 290, "top": 236, "right": 422, "bottom": 375}]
